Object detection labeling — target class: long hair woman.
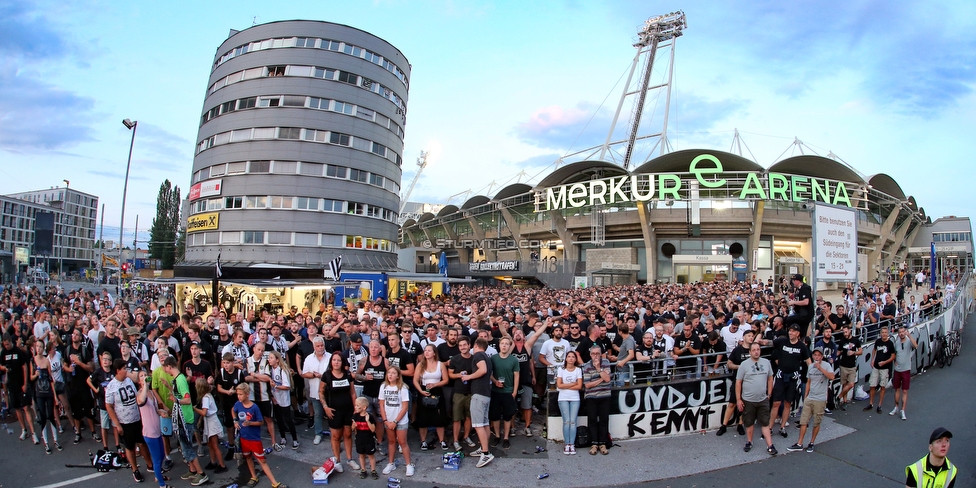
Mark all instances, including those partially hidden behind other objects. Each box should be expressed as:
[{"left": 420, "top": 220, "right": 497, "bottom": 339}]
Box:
[
  {"left": 412, "top": 344, "right": 448, "bottom": 450},
  {"left": 268, "top": 351, "right": 298, "bottom": 450},
  {"left": 320, "top": 352, "right": 358, "bottom": 472},
  {"left": 556, "top": 349, "right": 583, "bottom": 455}
]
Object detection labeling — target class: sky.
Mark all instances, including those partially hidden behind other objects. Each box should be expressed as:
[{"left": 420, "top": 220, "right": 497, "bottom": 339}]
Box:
[{"left": 2, "top": 0, "right": 975, "bottom": 247}]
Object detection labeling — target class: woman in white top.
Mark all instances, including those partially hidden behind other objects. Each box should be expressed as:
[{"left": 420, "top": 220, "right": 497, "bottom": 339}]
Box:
[
  {"left": 379, "top": 367, "right": 414, "bottom": 477},
  {"left": 556, "top": 350, "right": 583, "bottom": 455},
  {"left": 412, "top": 344, "right": 449, "bottom": 450},
  {"left": 268, "top": 351, "right": 298, "bottom": 449},
  {"left": 46, "top": 333, "right": 75, "bottom": 433}
]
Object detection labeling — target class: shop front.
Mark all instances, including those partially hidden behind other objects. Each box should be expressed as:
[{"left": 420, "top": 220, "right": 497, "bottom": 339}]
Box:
[{"left": 670, "top": 254, "right": 733, "bottom": 283}]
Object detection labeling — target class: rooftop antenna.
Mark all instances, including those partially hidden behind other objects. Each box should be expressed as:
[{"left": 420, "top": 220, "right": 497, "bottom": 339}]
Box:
[{"left": 598, "top": 11, "right": 687, "bottom": 169}]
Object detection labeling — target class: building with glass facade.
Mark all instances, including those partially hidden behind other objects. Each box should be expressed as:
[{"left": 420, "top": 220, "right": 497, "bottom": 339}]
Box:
[{"left": 178, "top": 20, "right": 409, "bottom": 279}]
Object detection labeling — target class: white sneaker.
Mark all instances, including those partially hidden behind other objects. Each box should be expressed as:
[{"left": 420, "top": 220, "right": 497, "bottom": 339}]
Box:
[
  {"left": 889, "top": 406, "right": 900, "bottom": 416},
  {"left": 464, "top": 437, "right": 476, "bottom": 447},
  {"left": 19, "top": 430, "right": 28, "bottom": 441},
  {"left": 382, "top": 462, "right": 396, "bottom": 475},
  {"left": 475, "top": 452, "right": 494, "bottom": 468},
  {"left": 453, "top": 441, "right": 462, "bottom": 451},
  {"left": 347, "top": 459, "right": 361, "bottom": 471},
  {"left": 313, "top": 435, "right": 322, "bottom": 445},
  {"left": 523, "top": 427, "right": 533, "bottom": 437},
  {"left": 405, "top": 463, "right": 415, "bottom": 477},
  {"left": 332, "top": 457, "right": 343, "bottom": 473},
  {"left": 900, "top": 410, "right": 907, "bottom": 421}
]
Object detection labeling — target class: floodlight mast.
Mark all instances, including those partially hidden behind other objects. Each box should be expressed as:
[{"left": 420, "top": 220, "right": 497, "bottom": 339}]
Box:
[{"left": 598, "top": 11, "right": 687, "bottom": 170}]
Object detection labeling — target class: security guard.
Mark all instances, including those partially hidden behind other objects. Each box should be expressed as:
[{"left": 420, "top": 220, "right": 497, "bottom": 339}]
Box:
[{"left": 905, "top": 427, "right": 956, "bottom": 488}]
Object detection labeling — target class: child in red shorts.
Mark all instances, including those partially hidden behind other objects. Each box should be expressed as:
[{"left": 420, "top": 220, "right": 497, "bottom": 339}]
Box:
[{"left": 233, "top": 384, "right": 287, "bottom": 488}]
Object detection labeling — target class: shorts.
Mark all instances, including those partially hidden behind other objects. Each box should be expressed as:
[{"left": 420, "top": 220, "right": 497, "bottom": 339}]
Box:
[
  {"left": 327, "top": 406, "right": 353, "bottom": 431},
  {"left": 255, "top": 400, "right": 273, "bottom": 419},
  {"left": 741, "top": 399, "right": 770, "bottom": 427},
  {"left": 488, "top": 391, "right": 517, "bottom": 422},
  {"left": 364, "top": 396, "right": 381, "bottom": 418},
  {"left": 799, "top": 399, "right": 826, "bottom": 427},
  {"left": 390, "top": 421, "right": 409, "bottom": 431},
  {"left": 355, "top": 432, "right": 375, "bottom": 455},
  {"left": 7, "top": 389, "right": 26, "bottom": 409},
  {"left": 892, "top": 370, "right": 911, "bottom": 390},
  {"left": 470, "top": 394, "right": 490, "bottom": 428},
  {"left": 452, "top": 393, "right": 472, "bottom": 421},
  {"left": 839, "top": 366, "right": 857, "bottom": 385},
  {"left": 771, "top": 377, "right": 798, "bottom": 403},
  {"left": 178, "top": 421, "right": 198, "bottom": 462},
  {"left": 868, "top": 368, "right": 890, "bottom": 388},
  {"left": 121, "top": 420, "right": 144, "bottom": 450},
  {"left": 240, "top": 438, "right": 265, "bottom": 459},
  {"left": 100, "top": 409, "right": 116, "bottom": 430},
  {"left": 517, "top": 386, "right": 533, "bottom": 411}
]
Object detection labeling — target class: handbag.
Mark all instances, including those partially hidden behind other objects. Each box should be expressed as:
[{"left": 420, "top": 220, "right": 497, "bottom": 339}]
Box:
[
  {"left": 160, "top": 417, "right": 173, "bottom": 436},
  {"left": 421, "top": 394, "right": 440, "bottom": 408}
]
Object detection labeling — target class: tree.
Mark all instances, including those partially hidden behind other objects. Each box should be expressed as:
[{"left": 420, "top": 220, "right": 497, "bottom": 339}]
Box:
[{"left": 148, "top": 180, "right": 181, "bottom": 269}]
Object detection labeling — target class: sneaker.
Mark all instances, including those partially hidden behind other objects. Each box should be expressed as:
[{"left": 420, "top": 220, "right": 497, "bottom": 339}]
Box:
[
  {"left": 440, "top": 441, "right": 449, "bottom": 450},
  {"left": 716, "top": 425, "right": 727, "bottom": 436},
  {"left": 901, "top": 410, "right": 907, "bottom": 421},
  {"left": 93, "top": 432, "right": 102, "bottom": 442},
  {"left": 292, "top": 440, "right": 300, "bottom": 450},
  {"left": 214, "top": 465, "right": 228, "bottom": 474},
  {"left": 421, "top": 441, "right": 429, "bottom": 451},
  {"left": 33, "top": 433, "right": 40, "bottom": 445},
  {"left": 191, "top": 474, "right": 209, "bottom": 486},
  {"left": 787, "top": 443, "right": 803, "bottom": 452},
  {"left": 332, "top": 457, "right": 343, "bottom": 473},
  {"left": 502, "top": 439, "right": 510, "bottom": 449},
  {"left": 58, "top": 425, "right": 64, "bottom": 434},
  {"left": 180, "top": 472, "right": 196, "bottom": 481},
  {"left": 371, "top": 470, "right": 379, "bottom": 480},
  {"left": 347, "top": 459, "right": 360, "bottom": 471},
  {"left": 563, "top": 444, "right": 571, "bottom": 455},
  {"left": 737, "top": 424, "right": 746, "bottom": 436},
  {"left": 476, "top": 452, "right": 494, "bottom": 468},
  {"left": 464, "top": 436, "right": 476, "bottom": 447},
  {"left": 744, "top": 441, "right": 753, "bottom": 452},
  {"left": 359, "top": 470, "right": 367, "bottom": 479},
  {"left": 470, "top": 447, "right": 484, "bottom": 457},
  {"left": 162, "top": 459, "right": 174, "bottom": 472},
  {"left": 779, "top": 428, "right": 788, "bottom": 438},
  {"left": 453, "top": 441, "right": 462, "bottom": 451},
  {"left": 889, "top": 406, "right": 900, "bottom": 416},
  {"left": 805, "top": 443, "right": 815, "bottom": 453},
  {"left": 313, "top": 435, "right": 322, "bottom": 445},
  {"left": 45, "top": 444, "right": 52, "bottom": 454},
  {"left": 382, "top": 463, "right": 396, "bottom": 475},
  {"left": 74, "top": 433, "right": 82, "bottom": 444},
  {"left": 204, "top": 462, "right": 217, "bottom": 471},
  {"left": 19, "top": 430, "right": 28, "bottom": 441},
  {"left": 133, "top": 470, "right": 145, "bottom": 483},
  {"left": 490, "top": 436, "right": 500, "bottom": 447},
  {"left": 55, "top": 441, "right": 63, "bottom": 451},
  {"left": 523, "top": 427, "right": 533, "bottom": 437},
  {"left": 405, "top": 463, "right": 415, "bottom": 477},
  {"left": 589, "top": 445, "right": 598, "bottom": 455},
  {"left": 569, "top": 445, "right": 576, "bottom": 455},
  {"left": 862, "top": 404, "right": 873, "bottom": 412},
  {"left": 839, "top": 402, "right": 847, "bottom": 411},
  {"left": 876, "top": 406, "right": 882, "bottom": 414},
  {"left": 824, "top": 407, "right": 832, "bottom": 415},
  {"left": 767, "top": 445, "right": 778, "bottom": 456}
]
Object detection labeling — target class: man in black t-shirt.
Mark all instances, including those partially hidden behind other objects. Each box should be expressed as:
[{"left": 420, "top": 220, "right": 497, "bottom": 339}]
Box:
[
  {"left": 0, "top": 334, "right": 34, "bottom": 441},
  {"left": 834, "top": 324, "right": 862, "bottom": 410},
  {"left": 672, "top": 323, "right": 702, "bottom": 379},
  {"left": 769, "top": 325, "right": 810, "bottom": 437},
  {"left": 465, "top": 338, "right": 494, "bottom": 467},
  {"left": 864, "top": 326, "right": 896, "bottom": 414},
  {"left": 827, "top": 305, "right": 852, "bottom": 331},
  {"left": 448, "top": 336, "right": 474, "bottom": 450},
  {"left": 784, "top": 274, "right": 814, "bottom": 336}
]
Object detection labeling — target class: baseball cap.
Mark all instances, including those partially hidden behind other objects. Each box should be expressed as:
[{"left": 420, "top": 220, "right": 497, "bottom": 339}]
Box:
[
  {"left": 929, "top": 427, "right": 952, "bottom": 444},
  {"left": 349, "top": 332, "right": 363, "bottom": 343},
  {"left": 788, "top": 324, "right": 801, "bottom": 331},
  {"left": 811, "top": 347, "right": 824, "bottom": 356},
  {"left": 792, "top": 273, "right": 804, "bottom": 282}
]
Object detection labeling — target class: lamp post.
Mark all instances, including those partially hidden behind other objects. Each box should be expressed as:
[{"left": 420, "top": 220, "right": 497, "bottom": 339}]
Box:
[
  {"left": 60, "top": 179, "right": 69, "bottom": 280},
  {"left": 119, "top": 118, "right": 138, "bottom": 286}
]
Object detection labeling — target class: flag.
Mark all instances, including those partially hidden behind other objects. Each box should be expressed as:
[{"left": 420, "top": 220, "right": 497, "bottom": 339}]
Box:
[
  {"left": 215, "top": 252, "right": 222, "bottom": 279},
  {"left": 327, "top": 256, "right": 342, "bottom": 281}
]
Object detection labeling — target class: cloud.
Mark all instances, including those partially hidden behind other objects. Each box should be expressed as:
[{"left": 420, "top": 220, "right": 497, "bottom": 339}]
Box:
[
  {"left": 514, "top": 102, "right": 612, "bottom": 152},
  {"left": 131, "top": 123, "right": 193, "bottom": 173},
  {"left": 0, "top": 70, "right": 97, "bottom": 150},
  {"left": 0, "top": 2, "right": 69, "bottom": 59}
]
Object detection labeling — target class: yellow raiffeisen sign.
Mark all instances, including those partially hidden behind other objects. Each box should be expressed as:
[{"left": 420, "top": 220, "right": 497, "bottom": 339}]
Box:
[
  {"left": 187, "top": 212, "right": 219, "bottom": 233},
  {"left": 535, "top": 154, "right": 855, "bottom": 212}
]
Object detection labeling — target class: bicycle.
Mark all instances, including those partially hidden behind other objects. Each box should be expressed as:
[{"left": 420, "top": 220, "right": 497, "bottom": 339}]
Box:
[{"left": 933, "top": 332, "right": 949, "bottom": 369}]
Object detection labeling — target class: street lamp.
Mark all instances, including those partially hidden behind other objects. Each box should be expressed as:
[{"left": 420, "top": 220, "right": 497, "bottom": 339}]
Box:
[{"left": 119, "top": 118, "right": 138, "bottom": 286}]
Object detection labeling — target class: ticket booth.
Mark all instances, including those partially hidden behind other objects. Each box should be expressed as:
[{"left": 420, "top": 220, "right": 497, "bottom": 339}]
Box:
[{"left": 671, "top": 254, "right": 733, "bottom": 283}]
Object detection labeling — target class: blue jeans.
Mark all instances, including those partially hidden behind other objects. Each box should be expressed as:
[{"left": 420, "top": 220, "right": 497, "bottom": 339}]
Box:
[
  {"left": 144, "top": 435, "right": 166, "bottom": 487},
  {"left": 312, "top": 398, "right": 326, "bottom": 435},
  {"left": 557, "top": 400, "right": 580, "bottom": 445}
]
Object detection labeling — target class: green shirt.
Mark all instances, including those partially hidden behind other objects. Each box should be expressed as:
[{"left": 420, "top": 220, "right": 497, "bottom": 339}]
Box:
[
  {"left": 490, "top": 354, "right": 519, "bottom": 394},
  {"left": 151, "top": 368, "right": 174, "bottom": 411},
  {"left": 174, "top": 373, "right": 194, "bottom": 423}
]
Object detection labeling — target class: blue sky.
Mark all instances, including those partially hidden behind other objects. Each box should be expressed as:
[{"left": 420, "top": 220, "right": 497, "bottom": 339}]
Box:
[{"left": 2, "top": 0, "right": 974, "bottom": 243}]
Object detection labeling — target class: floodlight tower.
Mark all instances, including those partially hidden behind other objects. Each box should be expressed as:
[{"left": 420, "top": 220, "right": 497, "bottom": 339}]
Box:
[{"left": 598, "top": 11, "right": 687, "bottom": 169}]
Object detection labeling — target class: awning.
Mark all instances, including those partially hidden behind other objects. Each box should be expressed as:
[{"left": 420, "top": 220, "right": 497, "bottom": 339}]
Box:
[{"left": 387, "top": 272, "right": 478, "bottom": 284}]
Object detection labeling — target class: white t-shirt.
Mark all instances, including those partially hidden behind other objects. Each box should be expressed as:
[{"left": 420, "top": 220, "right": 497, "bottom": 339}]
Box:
[
  {"left": 556, "top": 366, "right": 582, "bottom": 402},
  {"left": 270, "top": 366, "right": 291, "bottom": 407},
  {"left": 105, "top": 377, "right": 141, "bottom": 425},
  {"left": 380, "top": 384, "right": 410, "bottom": 425},
  {"left": 539, "top": 338, "right": 568, "bottom": 372},
  {"left": 33, "top": 321, "right": 51, "bottom": 344},
  {"left": 720, "top": 326, "right": 744, "bottom": 352},
  {"left": 302, "top": 352, "right": 331, "bottom": 400}
]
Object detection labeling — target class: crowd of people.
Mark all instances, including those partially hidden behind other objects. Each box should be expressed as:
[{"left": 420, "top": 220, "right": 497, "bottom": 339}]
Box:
[{"left": 0, "top": 271, "right": 958, "bottom": 485}]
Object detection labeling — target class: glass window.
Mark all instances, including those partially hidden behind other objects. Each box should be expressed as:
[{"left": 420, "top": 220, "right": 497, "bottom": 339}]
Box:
[
  {"left": 257, "top": 96, "right": 280, "bottom": 107},
  {"left": 349, "top": 203, "right": 366, "bottom": 215},
  {"left": 204, "top": 232, "right": 219, "bottom": 244},
  {"left": 329, "top": 133, "right": 350, "bottom": 146},
  {"left": 209, "top": 164, "right": 226, "bottom": 177},
  {"left": 356, "top": 107, "right": 375, "bottom": 120},
  {"left": 252, "top": 127, "right": 275, "bottom": 139},
  {"left": 267, "top": 232, "right": 291, "bottom": 244},
  {"left": 337, "top": 71, "right": 358, "bottom": 85},
  {"left": 304, "top": 129, "right": 327, "bottom": 142},
  {"left": 276, "top": 127, "right": 301, "bottom": 140},
  {"left": 206, "top": 198, "right": 222, "bottom": 210},
  {"left": 349, "top": 169, "right": 368, "bottom": 182},
  {"left": 326, "top": 165, "right": 346, "bottom": 178},
  {"left": 333, "top": 102, "right": 354, "bottom": 115},
  {"left": 296, "top": 197, "right": 319, "bottom": 210},
  {"left": 273, "top": 161, "right": 297, "bottom": 173},
  {"left": 243, "top": 231, "right": 264, "bottom": 244},
  {"left": 371, "top": 142, "right": 387, "bottom": 156},
  {"left": 282, "top": 95, "right": 306, "bottom": 107},
  {"left": 321, "top": 234, "right": 342, "bottom": 247},
  {"left": 220, "top": 101, "right": 235, "bottom": 114},
  {"left": 245, "top": 196, "right": 267, "bottom": 208},
  {"left": 227, "top": 161, "right": 246, "bottom": 174},
  {"left": 323, "top": 199, "right": 343, "bottom": 212},
  {"left": 295, "top": 233, "right": 318, "bottom": 246},
  {"left": 213, "top": 132, "right": 231, "bottom": 146},
  {"left": 300, "top": 162, "right": 323, "bottom": 176},
  {"left": 249, "top": 161, "right": 270, "bottom": 173},
  {"left": 286, "top": 65, "right": 312, "bottom": 77},
  {"left": 270, "top": 196, "right": 293, "bottom": 209},
  {"left": 352, "top": 137, "right": 371, "bottom": 152},
  {"left": 369, "top": 174, "right": 384, "bottom": 186},
  {"left": 225, "top": 196, "right": 243, "bottom": 209},
  {"left": 231, "top": 129, "right": 251, "bottom": 142},
  {"left": 242, "top": 67, "right": 264, "bottom": 80},
  {"left": 238, "top": 97, "right": 256, "bottom": 109}
]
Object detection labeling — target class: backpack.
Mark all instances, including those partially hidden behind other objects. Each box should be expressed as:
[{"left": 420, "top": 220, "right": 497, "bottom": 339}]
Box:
[
  {"left": 574, "top": 425, "right": 592, "bottom": 448},
  {"left": 92, "top": 449, "right": 128, "bottom": 471}
]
